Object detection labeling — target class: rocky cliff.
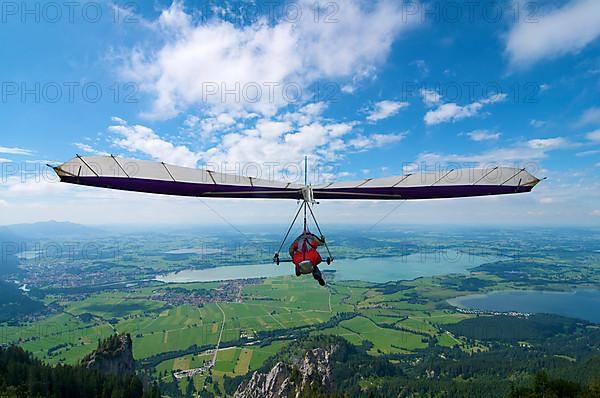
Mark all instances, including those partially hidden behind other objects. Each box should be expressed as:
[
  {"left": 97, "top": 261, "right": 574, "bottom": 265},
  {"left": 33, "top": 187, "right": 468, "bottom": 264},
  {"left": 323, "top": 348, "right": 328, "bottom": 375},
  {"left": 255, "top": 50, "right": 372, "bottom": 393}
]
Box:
[
  {"left": 82, "top": 333, "right": 135, "bottom": 376},
  {"left": 235, "top": 346, "right": 335, "bottom": 398}
]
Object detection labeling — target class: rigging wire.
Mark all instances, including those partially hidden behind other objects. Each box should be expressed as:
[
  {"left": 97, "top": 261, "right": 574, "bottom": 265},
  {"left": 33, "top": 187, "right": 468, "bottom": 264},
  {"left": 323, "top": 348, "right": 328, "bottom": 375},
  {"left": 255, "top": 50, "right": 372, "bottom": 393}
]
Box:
[
  {"left": 274, "top": 201, "right": 305, "bottom": 259},
  {"left": 306, "top": 202, "right": 334, "bottom": 261}
]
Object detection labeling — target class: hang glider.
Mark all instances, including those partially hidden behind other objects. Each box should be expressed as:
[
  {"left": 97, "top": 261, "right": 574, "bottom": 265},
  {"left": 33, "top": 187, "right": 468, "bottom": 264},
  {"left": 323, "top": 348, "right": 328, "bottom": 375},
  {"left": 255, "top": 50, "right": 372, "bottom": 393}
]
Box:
[{"left": 51, "top": 155, "right": 541, "bottom": 201}]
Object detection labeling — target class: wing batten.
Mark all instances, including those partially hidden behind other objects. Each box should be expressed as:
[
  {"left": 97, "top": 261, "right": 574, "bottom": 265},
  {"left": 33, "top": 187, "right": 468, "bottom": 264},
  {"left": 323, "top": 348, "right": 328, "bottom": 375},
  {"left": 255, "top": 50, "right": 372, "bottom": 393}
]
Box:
[
  {"left": 500, "top": 168, "right": 525, "bottom": 186},
  {"left": 472, "top": 166, "right": 498, "bottom": 185},
  {"left": 392, "top": 173, "right": 412, "bottom": 187},
  {"left": 112, "top": 155, "right": 131, "bottom": 178},
  {"left": 161, "top": 162, "right": 176, "bottom": 182},
  {"left": 76, "top": 154, "right": 99, "bottom": 177}
]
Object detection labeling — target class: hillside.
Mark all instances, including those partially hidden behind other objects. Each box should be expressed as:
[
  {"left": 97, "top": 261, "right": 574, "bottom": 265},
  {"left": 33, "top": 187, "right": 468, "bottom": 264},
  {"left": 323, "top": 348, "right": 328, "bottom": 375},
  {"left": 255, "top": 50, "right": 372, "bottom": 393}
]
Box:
[
  {"left": 0, "top": 335, "right": 160, "bottom": 398},
  {"left": 0, "top": 280, "right": 45, "bottom": 322},
  {"left": 227, "top": 332, "right": 600, "bottom": 398}
]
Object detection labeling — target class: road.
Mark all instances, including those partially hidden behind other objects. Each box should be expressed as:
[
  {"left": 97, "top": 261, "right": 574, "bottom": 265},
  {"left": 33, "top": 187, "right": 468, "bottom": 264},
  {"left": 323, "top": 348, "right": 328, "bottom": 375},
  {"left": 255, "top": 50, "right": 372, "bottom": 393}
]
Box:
[{"left": 212, "top": 302, "right": 226, "bottom": 366}]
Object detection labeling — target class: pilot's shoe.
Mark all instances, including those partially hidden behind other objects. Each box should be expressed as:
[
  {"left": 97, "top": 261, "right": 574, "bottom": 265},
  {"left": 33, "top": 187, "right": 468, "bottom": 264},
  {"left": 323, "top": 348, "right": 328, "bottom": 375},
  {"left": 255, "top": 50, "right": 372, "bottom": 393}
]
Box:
[{"left": 312, "top": 267, "right": 326, "bottom": 286}]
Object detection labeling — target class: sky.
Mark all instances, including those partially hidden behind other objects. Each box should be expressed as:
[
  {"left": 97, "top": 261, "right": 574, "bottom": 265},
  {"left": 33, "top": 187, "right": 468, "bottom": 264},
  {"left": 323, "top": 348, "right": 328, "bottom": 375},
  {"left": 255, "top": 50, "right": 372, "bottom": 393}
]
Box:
[{"left": 1, "top": 0, "right": 600, "bottom": 227}]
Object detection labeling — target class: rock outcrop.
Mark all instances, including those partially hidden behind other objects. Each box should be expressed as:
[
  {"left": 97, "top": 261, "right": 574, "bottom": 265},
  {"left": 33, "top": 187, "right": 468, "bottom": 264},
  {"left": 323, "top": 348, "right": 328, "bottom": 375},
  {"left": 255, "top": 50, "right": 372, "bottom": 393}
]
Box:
[
  {"left": 235, "top": 347, "right": 335, "bottom": 398},
  {"left": 82, "top": 333, "right": 135, "bottom": 376}
]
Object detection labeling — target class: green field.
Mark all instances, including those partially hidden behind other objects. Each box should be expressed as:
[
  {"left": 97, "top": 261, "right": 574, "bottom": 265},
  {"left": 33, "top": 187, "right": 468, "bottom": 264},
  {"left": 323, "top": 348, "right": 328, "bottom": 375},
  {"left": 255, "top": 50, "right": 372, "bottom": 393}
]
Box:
[{"left": 9, "top": 248, "right": 595, "bottom": 397}]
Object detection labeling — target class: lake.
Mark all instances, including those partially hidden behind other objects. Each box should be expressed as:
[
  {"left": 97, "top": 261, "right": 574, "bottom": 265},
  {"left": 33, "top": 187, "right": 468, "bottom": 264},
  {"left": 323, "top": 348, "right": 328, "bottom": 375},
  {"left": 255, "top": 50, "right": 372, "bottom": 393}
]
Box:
[
  {"left": 156, "top": 250, "right": 492, "bottom": 284},
  {"left": 448, "top": 289, "right": 600, "bottom": 324}
]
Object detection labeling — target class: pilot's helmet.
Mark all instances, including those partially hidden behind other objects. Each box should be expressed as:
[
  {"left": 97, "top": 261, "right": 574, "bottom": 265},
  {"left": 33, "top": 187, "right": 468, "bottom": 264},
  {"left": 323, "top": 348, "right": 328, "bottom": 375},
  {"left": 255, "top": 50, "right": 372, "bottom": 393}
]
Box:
[{"left": 298, "top": 260, "right": 313, "bottom": 274}]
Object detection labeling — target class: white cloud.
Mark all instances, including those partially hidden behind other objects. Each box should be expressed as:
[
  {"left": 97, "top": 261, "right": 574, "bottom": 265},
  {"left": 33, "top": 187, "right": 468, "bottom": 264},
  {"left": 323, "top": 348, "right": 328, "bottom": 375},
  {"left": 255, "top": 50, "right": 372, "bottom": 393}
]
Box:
[
  {"left": 530, "top": 119, "right": 547, "bottom": 128},
  {"left": 119, "top": 0, "right": 418, "bottom": 119},
  {"left": 109, "top": 122, "right": 202, "bottom": 167},
  {"left": 505, "top": 0, "right": 600, "bottom": 68},
  {"left": 366, "top": 100, "right": 409, "bottom": 122},
  {"left": 425, "top": 103, "right": 482, "bottom": 125},
  {"left": 0, "top": 146, "right": 34, "bottom": 156},
  {"left": 416, "top": 136, "right": 567, "bottom": 165},
  {"left": 348, "top": 132, "right": 406, "bottom": 150},
  {"left": 420, "top": 89, "right": 441, "bottom": 107},
  {"left": 341, "top": 84, "right": 355, "bottom": 94},
  {"left": 424, "top": 94, "right": 507, "bottom": 126},
  {"left": 592, "top": 209, "right": 600, "bottom": 216},
  {"left": 105, "top": 104, "right": 401, "bottom": 177},
  {"left": 186, "top": 111, "right": 248, "bottom": 141},
  {"left": 578, "top": 107, "right": 600, "bottom": 126},
  {"left": 92, "top": 99, "right": 359, "bottom": 180},
  {"left": 1, "top": 175, "right": 67, "bottom": 197},
  {"left": 576, "top": 150, "right": 600, "bottom": 157},
  {"left": 586, "top": 129, "right": 600, "bottom": 141},
  {"left": 538, "top": 197, "right": 555, "bottom": 204},
  {"left": 527, "top": 137, "right": 569, "bottom": 150},
  {"left": 74, "top": 143, "right": 110, "bottom": 156},
  {"left": 466, "top": 130, "right": 501, "bottom": 142},
  {"left": 181, "top": 102, "right": 361, "bottom": 169},
  {"left": 110, "top": 116, "right": 127, "bottom": 125},
  {"left": 410, "top": 59, "right": 429, "bottom": 76}
]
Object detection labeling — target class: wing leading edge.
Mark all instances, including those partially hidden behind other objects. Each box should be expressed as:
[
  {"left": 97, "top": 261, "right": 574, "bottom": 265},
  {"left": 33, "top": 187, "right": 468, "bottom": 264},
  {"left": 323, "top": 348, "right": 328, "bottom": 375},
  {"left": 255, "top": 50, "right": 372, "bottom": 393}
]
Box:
[{"left": 52, "top": 156, "right": 540, "bottom": 200}]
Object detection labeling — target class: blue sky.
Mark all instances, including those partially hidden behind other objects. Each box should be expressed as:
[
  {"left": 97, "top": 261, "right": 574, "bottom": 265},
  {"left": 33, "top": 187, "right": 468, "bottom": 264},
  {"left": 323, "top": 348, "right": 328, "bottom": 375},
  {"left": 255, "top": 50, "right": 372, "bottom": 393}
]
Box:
[{"left": 1, "top": 0, "right": 600, "bottom": 226}]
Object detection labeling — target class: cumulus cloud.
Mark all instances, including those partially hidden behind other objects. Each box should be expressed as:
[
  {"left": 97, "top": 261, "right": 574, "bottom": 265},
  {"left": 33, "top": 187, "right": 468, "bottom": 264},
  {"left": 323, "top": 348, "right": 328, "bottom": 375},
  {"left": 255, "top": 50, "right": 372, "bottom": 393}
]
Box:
[
  {"left": 119, "top": 0, "right": 418, "bottom": 119},
  {"left": 366, "top": 100, "right": 409, "bottom": 122},
  {"left": 203, "top": 107, "right": 359, "bottom": 167},
  {"left": 505, "top": 0, "right": 600, "bottom": 68},
  {"left": 466, "top": 130, "right": 501, "bottom": 142},
  {"left": 424, "top": 94, "right": 507, "bottom": 126},
  {"left": 109, "top": 123, "right": 202, "bottom": 167},
  {"left": 107, "top": 103, "right": 405, "bottom": 177}
]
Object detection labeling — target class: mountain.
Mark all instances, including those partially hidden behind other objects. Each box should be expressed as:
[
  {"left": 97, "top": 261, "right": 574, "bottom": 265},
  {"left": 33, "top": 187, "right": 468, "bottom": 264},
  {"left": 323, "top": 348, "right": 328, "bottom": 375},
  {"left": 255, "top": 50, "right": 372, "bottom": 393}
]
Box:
[
  {"left": 235, "top": 347, "right": 336, "bottom": 398},
  {"left": 82, "top": 334, "right": 136, "bottom": 376},
  {"left": 2, "top": 221, "right": 104, "bottom": 238}
]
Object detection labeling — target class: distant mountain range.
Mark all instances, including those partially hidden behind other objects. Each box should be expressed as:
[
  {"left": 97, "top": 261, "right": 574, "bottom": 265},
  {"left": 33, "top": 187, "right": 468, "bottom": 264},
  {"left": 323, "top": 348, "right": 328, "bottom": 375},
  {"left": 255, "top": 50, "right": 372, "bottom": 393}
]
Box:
[{"left": 0, "top": 220, "right": 104, "bottom": 239}]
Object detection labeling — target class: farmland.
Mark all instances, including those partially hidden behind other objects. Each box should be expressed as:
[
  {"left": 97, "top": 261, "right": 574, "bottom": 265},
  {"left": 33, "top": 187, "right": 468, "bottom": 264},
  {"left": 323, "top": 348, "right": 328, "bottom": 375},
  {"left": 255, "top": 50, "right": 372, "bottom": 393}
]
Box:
[{"left": 1, "top": 226, "right": 599, "bottom": 396}]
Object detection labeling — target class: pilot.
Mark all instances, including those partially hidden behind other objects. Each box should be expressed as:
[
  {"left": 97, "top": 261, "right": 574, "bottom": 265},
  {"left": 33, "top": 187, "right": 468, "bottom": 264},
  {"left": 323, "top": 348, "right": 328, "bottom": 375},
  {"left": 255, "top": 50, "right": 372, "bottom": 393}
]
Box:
[{"left": 289, "top": 228, "right": 326, "bottom": 286}]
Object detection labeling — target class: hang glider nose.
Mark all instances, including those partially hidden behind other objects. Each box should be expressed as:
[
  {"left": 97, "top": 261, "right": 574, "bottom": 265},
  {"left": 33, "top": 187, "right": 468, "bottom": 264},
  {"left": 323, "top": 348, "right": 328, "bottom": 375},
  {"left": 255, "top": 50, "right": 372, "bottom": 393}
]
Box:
[{"left": 51, "top": 155, "right": 542, "bottom": 201}]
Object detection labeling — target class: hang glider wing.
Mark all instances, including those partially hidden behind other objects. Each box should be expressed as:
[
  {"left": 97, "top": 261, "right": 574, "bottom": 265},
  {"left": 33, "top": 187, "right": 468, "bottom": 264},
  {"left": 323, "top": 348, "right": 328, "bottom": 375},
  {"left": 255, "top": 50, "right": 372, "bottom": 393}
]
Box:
[
  {"left": 312, "top": 167, "right": 540, "bottom": 200},
  {"left": 52, "top": 155, "right": 540, "bottom": 200},
  {"left": 52, "top": 155, "right": 304, "bottom": 199}
]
